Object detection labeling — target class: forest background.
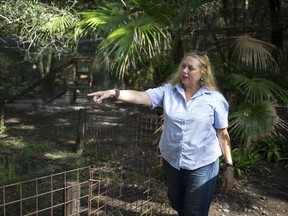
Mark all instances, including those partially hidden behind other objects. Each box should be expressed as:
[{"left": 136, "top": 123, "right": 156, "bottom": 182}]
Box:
[{"left": 0, "top": 0, "right": 288, "bottom": 215}]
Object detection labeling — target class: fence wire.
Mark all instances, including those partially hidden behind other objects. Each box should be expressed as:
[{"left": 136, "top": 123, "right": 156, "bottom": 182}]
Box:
[{"left": 1, "top": 100, "right": 176, "bottom": 215}]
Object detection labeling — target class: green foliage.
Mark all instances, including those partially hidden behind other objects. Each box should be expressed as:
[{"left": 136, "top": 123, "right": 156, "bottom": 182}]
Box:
[
  {"left": 130, "top": 0, "right": 173, "bottom": 21},
  {"left": 230, "top": 139, "right": 288, "bottom": 179},
  {"left": 229, "top": 36, "right": 281, "bottom": 73},
  {"left": 72, "top": 0, "right": 219, "bottom": 82},
  {"left": 225, "top": 74, "right": 288, "bottom": 104},
  {"left": 0, "top": 135, "right": 87, "bottom": 184},
  {"left": 229, "top": 101, "right": 287, "bottom": 146},
  {"left": 232, "top": 147, "right": 270, "bottom": 177},
  {"left": 74, "top": 1, "right": 172, "bottom": 79},
  {"left": 226, "top": 73, "right": 288, "bottom": 147},
  {"left": 258, "top": 139, "right": 288, "bottom": 163},
  {"left": 99, "top": 170, "right": 121, "bottom": 187},
  {"left": 0, "top": 0, "right": 79, "bottom": 57},
  {"left": 75, "top": 5, "right": 128, "bottom": 39},
  {"left": 0, "top": 157, "right": 18, "bottom": 182}
]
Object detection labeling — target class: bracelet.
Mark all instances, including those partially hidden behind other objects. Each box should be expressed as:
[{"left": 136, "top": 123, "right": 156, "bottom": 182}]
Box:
[{"left": 113, "top": 89, "right": 120, "bottom": 100}]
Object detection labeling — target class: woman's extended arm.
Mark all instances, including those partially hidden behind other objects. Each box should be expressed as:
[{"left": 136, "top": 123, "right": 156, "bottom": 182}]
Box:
[{"left": 87, "top": 89, "right": 152, "bottom": 107}]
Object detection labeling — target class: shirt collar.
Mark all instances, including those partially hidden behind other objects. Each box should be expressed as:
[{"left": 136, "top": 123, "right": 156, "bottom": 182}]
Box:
[{"left": 174, "top": 83, "right": 210, "bottom": 98}]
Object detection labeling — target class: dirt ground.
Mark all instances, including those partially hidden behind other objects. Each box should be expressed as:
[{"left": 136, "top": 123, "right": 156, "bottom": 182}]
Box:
[
  {"left": 209, "top": 165, "right": 288, "bottom": 216},
  {"left": 2, "top": 103, "right": 288, "bottom": 216}
]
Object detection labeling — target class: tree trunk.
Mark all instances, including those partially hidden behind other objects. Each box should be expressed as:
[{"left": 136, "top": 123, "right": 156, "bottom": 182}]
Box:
[
  {"left": 269, "top": 0, "right": 283, "bottom": 48},
  {"left": 242, "top": 0, "right": 249, "bottom": 28},
  {"left": 38, "top": 51, "right": 55, "bottom": 101}
]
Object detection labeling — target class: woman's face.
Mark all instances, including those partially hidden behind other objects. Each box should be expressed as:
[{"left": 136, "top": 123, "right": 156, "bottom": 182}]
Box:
[{"left": 180, "top": 56, "right": 202, "bottom": 89}]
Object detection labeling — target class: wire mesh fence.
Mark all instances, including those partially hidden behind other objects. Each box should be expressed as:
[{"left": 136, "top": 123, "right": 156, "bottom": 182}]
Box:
[
  {"left": 0, "top": 166, "right": 91, "bottom": 216},
  {"left": 1, "top": 100, "right": 176, "bottom": 215}
]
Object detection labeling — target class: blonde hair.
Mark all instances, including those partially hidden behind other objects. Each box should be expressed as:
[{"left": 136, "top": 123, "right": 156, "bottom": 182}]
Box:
[{"left": 169, "top": 51, "right": 218, "bottom": 90}]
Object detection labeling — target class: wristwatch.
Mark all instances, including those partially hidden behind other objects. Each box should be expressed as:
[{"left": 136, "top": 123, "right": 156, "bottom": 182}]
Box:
[{"left": 225, "top": 162, "right": 234, "bottom": 170}]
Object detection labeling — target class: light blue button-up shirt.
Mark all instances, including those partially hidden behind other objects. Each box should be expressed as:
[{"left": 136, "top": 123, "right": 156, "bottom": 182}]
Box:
[{"left": 146, "top": 83, "right": 229, "bottom": 170}]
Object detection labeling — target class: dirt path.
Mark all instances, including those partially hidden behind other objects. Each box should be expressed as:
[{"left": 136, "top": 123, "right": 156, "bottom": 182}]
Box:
[{"left": 210, "top": 167, "right": 288, "bottom": 216}]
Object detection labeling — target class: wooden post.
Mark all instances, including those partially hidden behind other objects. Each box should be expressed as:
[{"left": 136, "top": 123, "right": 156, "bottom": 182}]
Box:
[
  {"left": 64, "top": 181, "right": 80, "bottom": 216},
  {"left": 76, "top": 109, "right": 87, "bottom": 154},
  {"left": 70, "top": 62, "right": 77, "bottom": 104},
  {"left": 0, "top": 96, "right": 5, "bottom": 133}
]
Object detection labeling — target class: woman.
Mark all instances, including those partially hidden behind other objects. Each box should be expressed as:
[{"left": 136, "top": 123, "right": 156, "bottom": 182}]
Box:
[{"left": 88, "top": 50, "right": 234, "bottom": 216}]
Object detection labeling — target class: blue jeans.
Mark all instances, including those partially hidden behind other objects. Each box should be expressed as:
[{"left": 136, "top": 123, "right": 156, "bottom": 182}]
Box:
[{"left": 163, "top": 158, "right": 219, "bottom": 216}]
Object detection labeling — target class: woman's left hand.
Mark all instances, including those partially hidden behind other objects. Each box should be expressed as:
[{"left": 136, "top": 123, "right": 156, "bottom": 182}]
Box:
[{"left": 224, "top": 166, "right": 234, "bottom": 192}]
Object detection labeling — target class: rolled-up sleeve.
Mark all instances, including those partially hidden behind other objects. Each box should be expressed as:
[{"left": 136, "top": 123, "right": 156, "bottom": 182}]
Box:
[{"left": 145, "top": 85, "right": 166, "bottom": 109}]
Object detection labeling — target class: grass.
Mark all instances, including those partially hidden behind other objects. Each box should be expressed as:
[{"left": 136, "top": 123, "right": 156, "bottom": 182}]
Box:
[
  {"left": 0, "top": 106, "right": 159, "bottom": 185},
  {"left": 0, "top": 135, "right": 88, "bottom": 184}
]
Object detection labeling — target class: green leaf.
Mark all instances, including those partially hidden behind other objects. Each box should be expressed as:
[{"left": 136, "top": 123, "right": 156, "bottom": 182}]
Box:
[
  {"left": 74, "top": 6, "right": 128, "bottom": 39},
  {"left": 229, "top": 101, "right": 288, "bottom": 146},
  {"left": 225, "top": 73, "right": 288, "bottom": 105},
  {"left": 98, "top": 14, "right": 170, "bottom": 78}
]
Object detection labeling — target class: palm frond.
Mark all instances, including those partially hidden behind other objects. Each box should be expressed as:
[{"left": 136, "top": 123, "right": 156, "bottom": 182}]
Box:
[
  {"left": 229, "top": 35, "right": 281, "bottom": 73},
  {"left": 229, "top": 101, "right": 288, "bottom": 147},
  {"left": 225, "top": 73, "right": 288, "bottom": 105},
  {"left": 74, "top": 5, "right": 128, "bottom": 40},
  {"left": 38, "top": 14, "right": 76, "bottom": 41},
  {"left": 98, "top": 15, "right": 171, "bottom": 78},
  {"left": 130, "top": 0, "right": 172, "bottom": 21},
  {"left": 252, "top": 78, "right": 288, "bottom": 106}
]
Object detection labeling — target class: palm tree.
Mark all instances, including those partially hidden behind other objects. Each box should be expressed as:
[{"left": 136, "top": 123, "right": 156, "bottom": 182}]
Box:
[
  {"left": 26, "top": 0, "right": 288, "bottom": 148},
  {"left": 225, "top": 36, "right": 288, "bottom": 147},
  {"left": 71, "top": 1, "right": 288, "bottom": 147},
  {"left": 73, "top": 1, "right": 170, "bottom": 83},
  {"left": 72, "top": 0, "right": 216, "bottom": 85}
]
